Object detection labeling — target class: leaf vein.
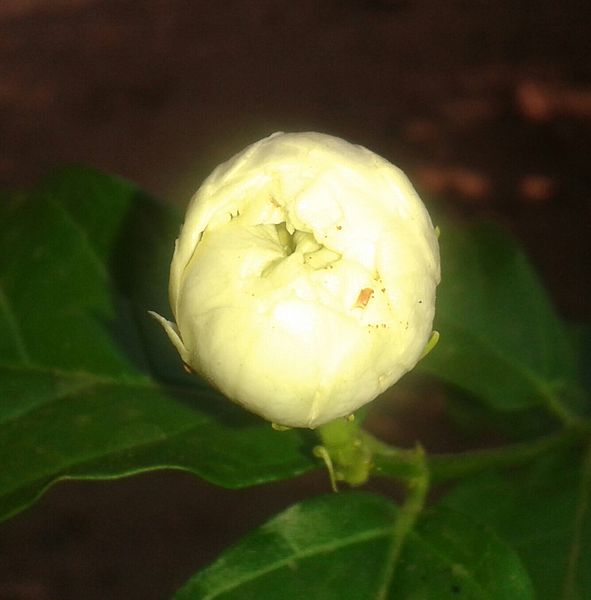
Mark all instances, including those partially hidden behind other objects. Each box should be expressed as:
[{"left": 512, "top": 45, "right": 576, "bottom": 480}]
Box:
[
  {"left": 562, "top": 442, "right": 591, "bottom": 599},
  {"left": 48, "top": 197, "right": 108, "bottom": 281},
  {"left": 0, "top": 282, "right": 31, "bottom": 363},
  {"left": 407, "top": 528, "right": 493, "bottom": 598},
  {"left": 197, "top": 527, "right": 391, "bottom": 600}
]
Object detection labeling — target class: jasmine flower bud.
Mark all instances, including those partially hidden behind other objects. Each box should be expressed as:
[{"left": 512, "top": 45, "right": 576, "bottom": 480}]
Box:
[{"left": 151, "top": 132, "right": 440, "bottom": 428}]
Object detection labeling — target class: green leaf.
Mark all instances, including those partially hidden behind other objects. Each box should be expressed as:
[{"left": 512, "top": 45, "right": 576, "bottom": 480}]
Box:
[
  {"left": 418, "top": 221, "right": 578, "bottom": 413},
  {"left": 440, "top": 446, "right": 591, "bottom": 600},
  {"left": 0, "top": 167, "right": 316, "bottom": 523},
  {"left": 175, "top": 491, "right": 534, "bottom": 600}
]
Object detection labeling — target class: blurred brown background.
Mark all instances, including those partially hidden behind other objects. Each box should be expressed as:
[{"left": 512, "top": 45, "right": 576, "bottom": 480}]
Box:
[{"left": 1, "top": 1, "right": 590, "bottom": 598}]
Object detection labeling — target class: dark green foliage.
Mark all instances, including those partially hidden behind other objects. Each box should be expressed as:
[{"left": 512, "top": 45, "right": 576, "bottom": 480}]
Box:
[
  {"left": 1, "top": 168, "right": 588, "bottom": 598},
  {"left": 0, "top": 168, "right": 316, "bottom": 523},
  {"left": 175, "top": 492, "right": 534, "bottom": 600}
]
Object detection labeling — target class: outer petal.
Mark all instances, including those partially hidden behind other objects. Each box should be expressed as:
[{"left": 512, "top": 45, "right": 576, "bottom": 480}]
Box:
[{"left": 159, "top": 132, "right": 440, "bottom": 428}]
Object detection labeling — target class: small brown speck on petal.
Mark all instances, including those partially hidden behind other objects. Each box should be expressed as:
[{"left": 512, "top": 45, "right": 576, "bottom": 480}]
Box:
[{"left": 354, "top": 288, "right": 374, "bottom": 308}]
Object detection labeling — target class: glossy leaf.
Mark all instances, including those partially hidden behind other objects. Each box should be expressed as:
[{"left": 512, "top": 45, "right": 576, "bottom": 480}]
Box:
[
  {"left": 175, "top": 491, "right": 534, "bottom": 600},
  {"left": 418, "top": 221, "right": 578, "bottom": 413},
  {"left": 441, "top": 447, "right": 591, "bottom": 600},
  {"left": 0, "top": 167, "right": 316, "bottom": 523}
]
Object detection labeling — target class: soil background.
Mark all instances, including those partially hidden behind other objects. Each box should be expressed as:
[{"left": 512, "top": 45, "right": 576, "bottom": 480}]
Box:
[{"left": 0, "top": 1, "right": 590, "bottom": 599}]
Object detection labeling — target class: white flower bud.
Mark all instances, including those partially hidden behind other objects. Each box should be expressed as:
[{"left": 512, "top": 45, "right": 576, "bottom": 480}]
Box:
[{"left": 151, "top": 132, "right": 440, "bottom": 429}]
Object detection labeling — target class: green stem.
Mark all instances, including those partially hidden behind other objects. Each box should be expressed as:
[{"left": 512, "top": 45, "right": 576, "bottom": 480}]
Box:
[
  {"left": 562, "top": 440, "right": 591, "bottom": 600},
  {"left": 429, "top": 427, "right": 588, "bottom": 483},
  {"left": 375, "top": 445, "right": 429, "bottom": 600},
  {"left": 315, "top": 416, "right": 372, "bottom": 487},
  {"left": 314, "top": 415, "right": 590, "bottom": 597},
  {"left": 368, "top": 427, "right": 588, "bottom": 484}
]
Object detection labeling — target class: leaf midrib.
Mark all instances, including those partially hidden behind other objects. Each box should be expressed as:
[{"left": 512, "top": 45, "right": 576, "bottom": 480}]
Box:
[
  {"left": 434, "top": 312, "right": 559, "bottom": 400},
  {"left": 0, "top": 360, "right": 200, "bottom": 428},
  {"left": 561, "top": 442, "right": 591, "bottom": 600},
  {"left": 406, "top": 530, "right": 493, "bottom": 599},
  {"left": 191, "top": 514, "right": 505, "bottom": 600},
  {"left": 0, "top": 281, "right": 31, "bottom": 364},
  {"left": 194, "top": 526, "right": 391, "bottom": 600},
  {"left": 48, "top": 195, "right": 109, "bottom": 281},
  {"left": 0, "top": 422, "right": 210, "bottom": 525},
  {"left": 0, "top": 394, "right": 206, "bottom": 496}
]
